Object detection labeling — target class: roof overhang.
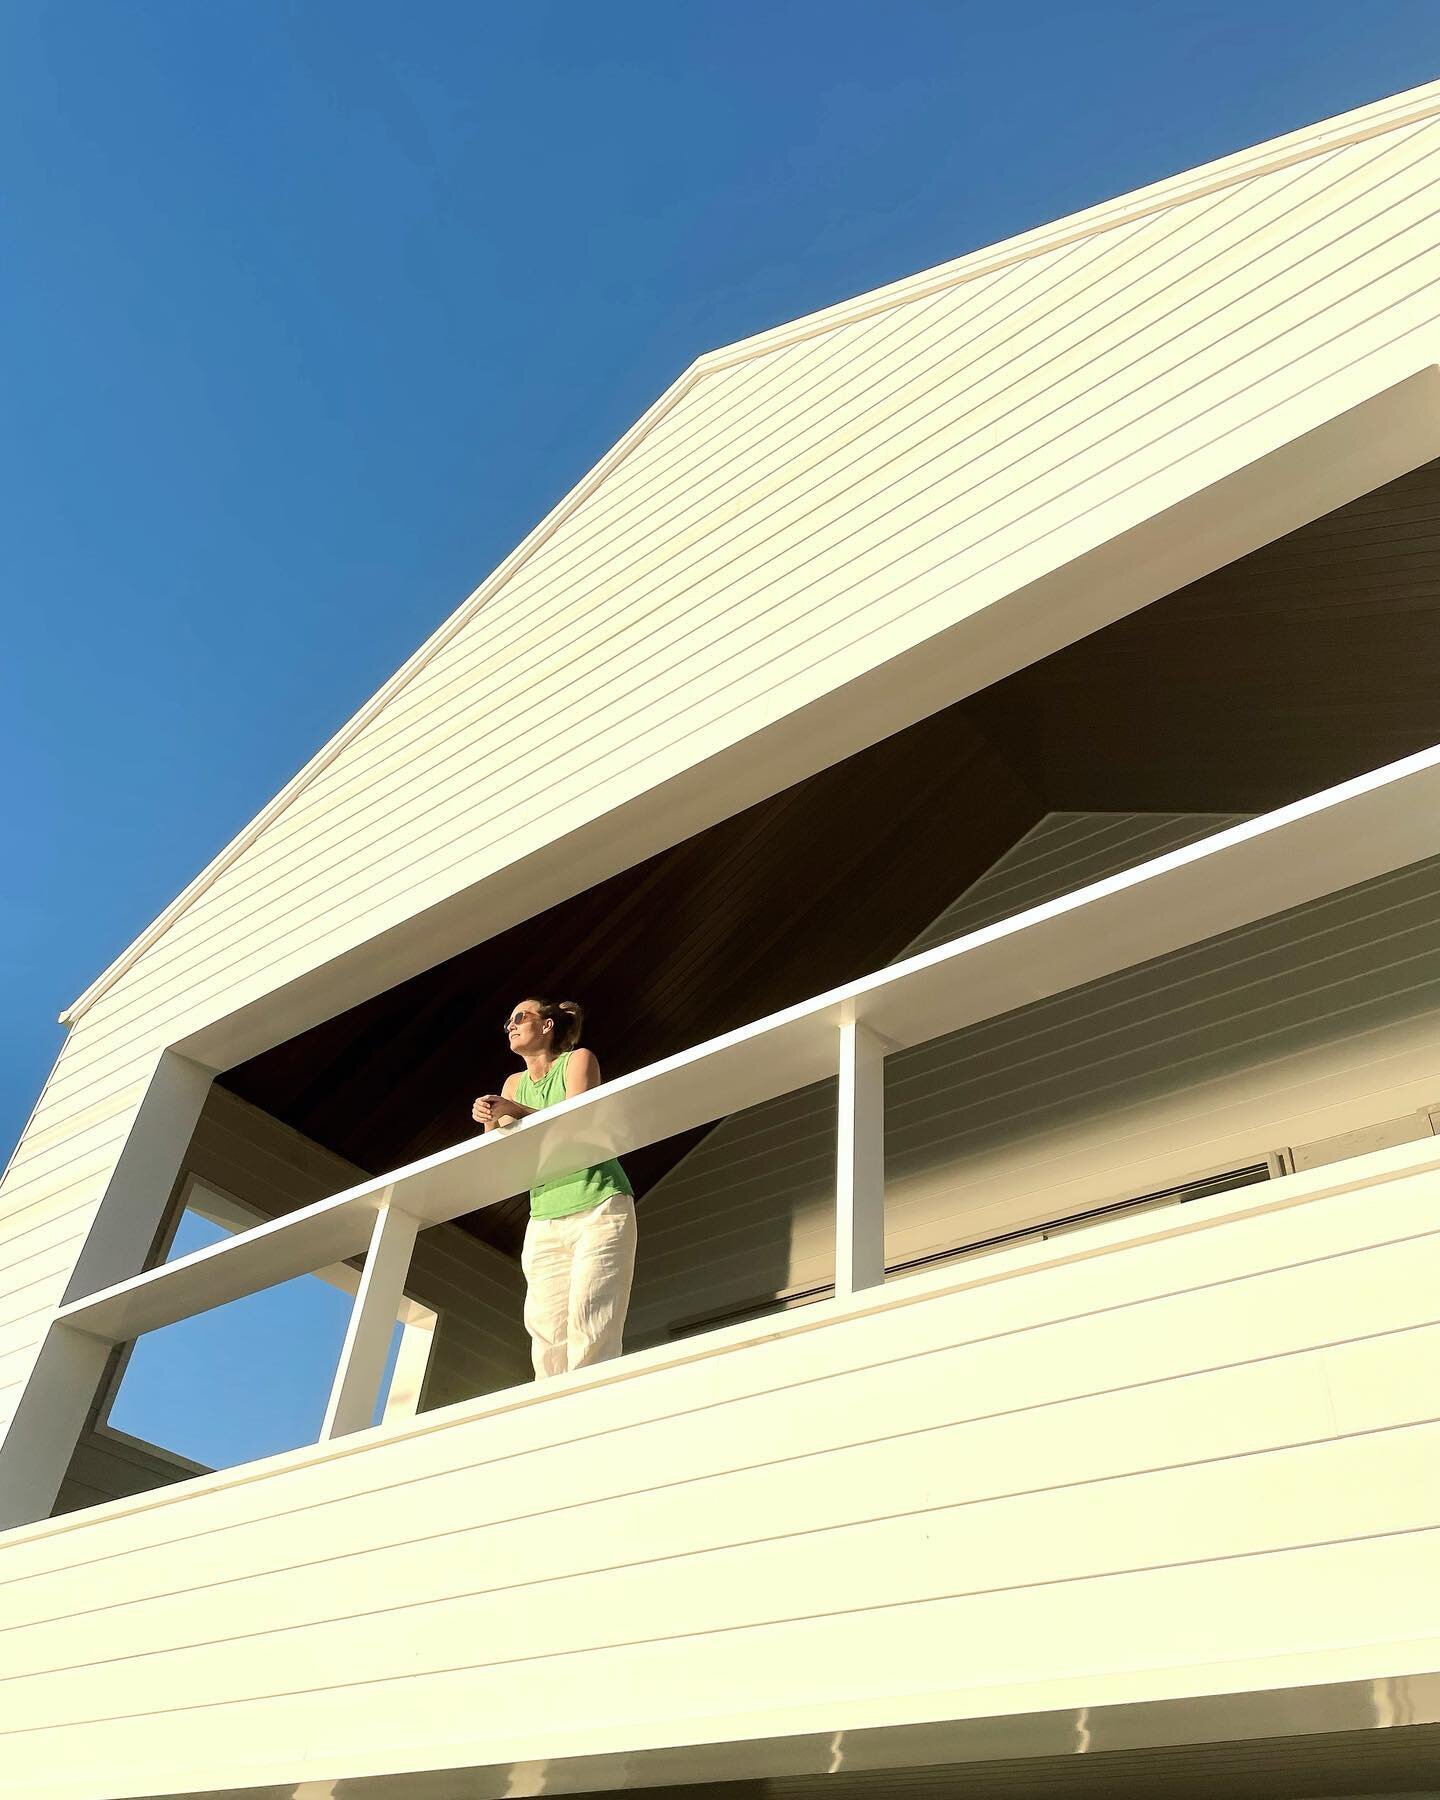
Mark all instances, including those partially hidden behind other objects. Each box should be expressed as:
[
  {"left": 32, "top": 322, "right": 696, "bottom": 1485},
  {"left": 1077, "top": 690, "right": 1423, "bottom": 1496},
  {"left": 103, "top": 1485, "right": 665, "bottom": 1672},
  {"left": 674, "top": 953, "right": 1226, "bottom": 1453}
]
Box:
[
  {"left": 58, "top": 74, "right": 1440, "bottom": 1043},
  {"left": 55, "top": 734, "right": 1440, "bottom": 1343},
  {"left": 158, "top": 1670, "right": 1440, "bottom": 1798},
  {"left": 153, "top": 362, "right": 1440, "bottom": 1076}
]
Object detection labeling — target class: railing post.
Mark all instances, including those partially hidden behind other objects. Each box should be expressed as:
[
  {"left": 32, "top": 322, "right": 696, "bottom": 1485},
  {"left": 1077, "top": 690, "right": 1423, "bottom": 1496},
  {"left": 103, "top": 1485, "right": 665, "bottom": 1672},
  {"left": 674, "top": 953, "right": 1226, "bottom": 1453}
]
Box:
[
  {"left": 835, "top": 1015, "right": 886, "bottom": 1297},
  {"left": 319, "top": 1191, "right": 419, "bottom": 1442}
]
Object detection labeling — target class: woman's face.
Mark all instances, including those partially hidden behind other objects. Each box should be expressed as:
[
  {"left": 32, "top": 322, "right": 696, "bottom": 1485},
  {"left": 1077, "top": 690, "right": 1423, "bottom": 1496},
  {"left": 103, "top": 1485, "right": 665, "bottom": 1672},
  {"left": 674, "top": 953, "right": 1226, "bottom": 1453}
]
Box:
[{"left": 504, "top": 1000, "right": 552, "bottom": 1059}]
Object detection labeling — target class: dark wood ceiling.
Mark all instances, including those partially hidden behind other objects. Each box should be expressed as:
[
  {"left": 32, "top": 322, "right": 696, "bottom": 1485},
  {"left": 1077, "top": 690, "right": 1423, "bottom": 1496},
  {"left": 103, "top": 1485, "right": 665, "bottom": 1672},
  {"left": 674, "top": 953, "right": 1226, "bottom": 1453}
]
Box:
[
  {"left": 969, "top": 455, "right": 1440, "bottom": 813},
  {"left": 221, "top": 455, "right": 1440, "bottom": 1258},
  {"left": 222, "top": 705, "right": 1043, "bottom": 1256}
]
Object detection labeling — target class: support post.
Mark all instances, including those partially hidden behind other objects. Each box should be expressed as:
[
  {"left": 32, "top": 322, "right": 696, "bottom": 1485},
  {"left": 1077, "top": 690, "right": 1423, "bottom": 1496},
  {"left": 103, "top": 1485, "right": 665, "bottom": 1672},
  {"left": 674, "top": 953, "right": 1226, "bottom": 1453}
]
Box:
[
  {"left": 319, "top": 1192, "right": 418, "bottom": 1442},
  {"left": 835, "top": 1015, "right": 886, "bottom": 1298},
  {"left": 0, "top": 1048, "right": 213, "bottom": 1530}
]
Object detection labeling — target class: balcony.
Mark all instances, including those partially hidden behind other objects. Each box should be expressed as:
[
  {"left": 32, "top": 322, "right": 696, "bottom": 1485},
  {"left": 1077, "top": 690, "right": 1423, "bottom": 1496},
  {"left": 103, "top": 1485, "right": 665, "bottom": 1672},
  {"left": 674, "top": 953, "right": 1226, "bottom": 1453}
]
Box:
[
  {"left": 1, "top": 768, "right": 1438, "bottom": 1795},
  {"left": 37, "top": 743, "right": 1440, "bottom": 1438}
]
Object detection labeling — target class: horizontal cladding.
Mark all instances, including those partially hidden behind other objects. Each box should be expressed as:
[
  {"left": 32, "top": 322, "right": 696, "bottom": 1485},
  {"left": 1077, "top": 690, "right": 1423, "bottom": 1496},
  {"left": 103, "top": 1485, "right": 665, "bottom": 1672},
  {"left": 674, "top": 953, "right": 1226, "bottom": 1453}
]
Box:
[
  {"left": 10, "top": 1543, "right": 1440, "bottom": 1797},
  {"left": 0, "top": 1128, "right": 141, "bottom": 1245},
  {"left": 8, "top": 1418, "right": 1438, "bottom": 1712},
  {"left": 0, "top": 1240, "right": 87, "bottom": 1325},
  {"left": 906, "top": 811, "right": 1243, "bottom": 948},
  {"left": 0, "top": 1077, "right": 152, "bottom": 1183},
  {"left": 109, "top": 131, "right": 1440, "bottom": 871},
  {"left": 0, "top": 1349, "right": 42, "bottom": 1426},
  {"left": 0, "top": 1037, "right": 153, "bottom": 1202},
  {"left": 0, "top": 1174, "right": 1435, "bottom": 1792},
  {"left": 44, "top": 113, "right": 1440, "bottom": 1107},
  {"left": 628, "top": 815, "right": 1440, "bottom": 1334},
  {"left": 410, "top": 1239, "right": 530, "bottom": 1411},
  {"left": 84, "top": 148, "right": 1430, "bottom": 983},
  {"left": 53, "top": 1436, "right": 204, "bottom": 1521},
  {"left": 631, "top": 814, "right": 1234, "bottom": 1323},
  {"left": 0, "top": 1305, "right": 67, "bottom": 1370},
  {"left": 0, "top": 1039, "right": 158, "bottom": 1446}
]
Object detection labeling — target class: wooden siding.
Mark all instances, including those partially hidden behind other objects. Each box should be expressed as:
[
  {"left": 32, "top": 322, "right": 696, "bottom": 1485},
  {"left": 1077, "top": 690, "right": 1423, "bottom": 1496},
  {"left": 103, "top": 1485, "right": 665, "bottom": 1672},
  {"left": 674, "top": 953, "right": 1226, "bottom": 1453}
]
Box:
[
  {"left": 627, "top": 813, "right": 1440, "bottom": 1339},
  {"left": 7, "top": 84, "right": 1440, "bottom": 1492},
  {"left": 53, "top": 1430, "right": 207, "bottom": 1519},
  {"left": 48, "top": 101, "right": 1440, "bottom": 1083},
  {"left": 0, "top": 1038, "right": 158, "bottom": 1446},
  {"left": 0, "top": 1156, "right": 1436, "bottom": 1796}
]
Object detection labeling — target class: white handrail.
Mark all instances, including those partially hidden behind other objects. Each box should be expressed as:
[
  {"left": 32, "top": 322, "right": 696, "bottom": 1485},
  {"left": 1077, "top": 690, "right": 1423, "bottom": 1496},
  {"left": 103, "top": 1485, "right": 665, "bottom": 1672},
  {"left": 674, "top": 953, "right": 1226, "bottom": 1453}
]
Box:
[{"left": 53, "top": 745, "right": 1440, "bottom": 1359}]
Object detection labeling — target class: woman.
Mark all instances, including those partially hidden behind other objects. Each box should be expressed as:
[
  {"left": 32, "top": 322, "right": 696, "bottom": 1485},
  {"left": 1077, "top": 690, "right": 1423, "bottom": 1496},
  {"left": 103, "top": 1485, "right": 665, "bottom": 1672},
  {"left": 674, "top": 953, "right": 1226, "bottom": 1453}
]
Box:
[{"left": 472, "top": 998, "right": 636, "bottom": 1380}]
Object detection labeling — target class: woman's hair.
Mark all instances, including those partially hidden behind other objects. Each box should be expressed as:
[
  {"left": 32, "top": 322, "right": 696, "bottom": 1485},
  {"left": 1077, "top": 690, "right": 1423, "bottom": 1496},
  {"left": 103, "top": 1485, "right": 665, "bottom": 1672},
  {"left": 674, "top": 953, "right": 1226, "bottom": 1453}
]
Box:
[{"left": 528, "top": 997, "right": 584, "bottom": 1052}]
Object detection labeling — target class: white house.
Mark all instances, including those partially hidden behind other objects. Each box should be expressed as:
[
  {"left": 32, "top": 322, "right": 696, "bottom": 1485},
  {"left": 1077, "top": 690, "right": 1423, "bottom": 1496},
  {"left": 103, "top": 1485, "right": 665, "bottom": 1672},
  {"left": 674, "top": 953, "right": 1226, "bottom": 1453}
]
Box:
[{"left": 2, "top": 78, "right": 1440, "bottom": 1798}]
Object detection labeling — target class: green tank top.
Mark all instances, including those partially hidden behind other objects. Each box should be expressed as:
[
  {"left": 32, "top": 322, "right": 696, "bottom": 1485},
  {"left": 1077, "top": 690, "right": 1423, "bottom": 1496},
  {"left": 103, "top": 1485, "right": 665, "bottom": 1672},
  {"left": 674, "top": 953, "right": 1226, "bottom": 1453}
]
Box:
[{"left": 517, "top": 1051, "right": 633, "bottom": 1220}]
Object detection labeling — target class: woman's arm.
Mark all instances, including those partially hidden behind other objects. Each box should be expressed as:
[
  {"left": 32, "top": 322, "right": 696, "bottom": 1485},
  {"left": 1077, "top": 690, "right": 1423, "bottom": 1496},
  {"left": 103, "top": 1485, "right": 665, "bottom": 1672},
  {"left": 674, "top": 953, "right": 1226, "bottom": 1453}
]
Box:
[
  {"left": 472, "top": 1071, "right": 534, "bottom": 1130},
  {"left": 563, "top": 1047, "right": 602, "bottom": 1097}
]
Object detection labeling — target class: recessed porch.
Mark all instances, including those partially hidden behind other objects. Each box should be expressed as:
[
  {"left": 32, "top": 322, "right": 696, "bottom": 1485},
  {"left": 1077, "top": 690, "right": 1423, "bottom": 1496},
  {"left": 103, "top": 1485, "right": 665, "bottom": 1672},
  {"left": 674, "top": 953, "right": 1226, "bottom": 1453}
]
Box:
[{"left": 50, "top": 453, "right": 1440, "bottom": 1503}]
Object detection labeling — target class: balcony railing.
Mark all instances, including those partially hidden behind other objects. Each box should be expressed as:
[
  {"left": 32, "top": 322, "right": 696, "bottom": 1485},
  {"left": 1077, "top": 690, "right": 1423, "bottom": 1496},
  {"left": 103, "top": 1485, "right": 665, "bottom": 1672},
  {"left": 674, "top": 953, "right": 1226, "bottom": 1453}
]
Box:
[{"left": 51, "top": 745, "right": 1440, "bottom": 1447}]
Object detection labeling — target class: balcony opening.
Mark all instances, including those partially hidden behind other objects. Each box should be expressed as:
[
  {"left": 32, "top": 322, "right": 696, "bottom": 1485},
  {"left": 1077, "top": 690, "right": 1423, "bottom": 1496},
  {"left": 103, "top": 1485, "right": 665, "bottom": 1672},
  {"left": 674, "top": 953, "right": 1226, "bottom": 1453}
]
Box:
[
  {"left": 52, "top": 1172, "right": 436, "bottom": 1514},
  {"left": 52, "top": 453, "right": 1440, "bottom": 1514}
]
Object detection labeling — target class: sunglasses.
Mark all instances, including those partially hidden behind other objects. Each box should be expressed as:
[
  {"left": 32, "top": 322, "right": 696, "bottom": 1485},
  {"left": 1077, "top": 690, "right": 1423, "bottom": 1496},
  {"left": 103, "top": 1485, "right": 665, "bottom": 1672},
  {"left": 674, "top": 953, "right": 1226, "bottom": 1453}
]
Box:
[{"left": 503, "top": 1011, "right": 544, "bottom": 1033}]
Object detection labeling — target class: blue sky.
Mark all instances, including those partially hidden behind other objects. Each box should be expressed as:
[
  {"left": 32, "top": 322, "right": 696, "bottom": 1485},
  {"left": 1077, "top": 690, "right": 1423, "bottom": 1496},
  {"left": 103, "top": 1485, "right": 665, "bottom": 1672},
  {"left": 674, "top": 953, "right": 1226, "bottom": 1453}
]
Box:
[
  {"left": 3, "top": 2, "right": 1438, "bottom": 1461},
  {"left": 105, "top": 1210, "right": 401, "bottom": 1465}
]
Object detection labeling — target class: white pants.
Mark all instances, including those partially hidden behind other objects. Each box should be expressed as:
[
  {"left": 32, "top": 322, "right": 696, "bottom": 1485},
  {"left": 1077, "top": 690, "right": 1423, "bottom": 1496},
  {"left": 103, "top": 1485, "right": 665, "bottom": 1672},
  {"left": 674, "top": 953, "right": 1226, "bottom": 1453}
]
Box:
[{"left": 520, "top": 1193, "right": 637, "bottom": 1379}]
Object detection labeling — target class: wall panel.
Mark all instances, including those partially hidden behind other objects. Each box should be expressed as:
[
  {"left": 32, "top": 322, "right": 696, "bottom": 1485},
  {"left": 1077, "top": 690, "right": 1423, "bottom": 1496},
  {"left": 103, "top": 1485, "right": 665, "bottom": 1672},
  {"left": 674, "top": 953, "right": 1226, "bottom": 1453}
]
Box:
[
  {"left": 0, "top": 1161, "right": 1435, "bottom": 1796},
  {"left": 628, "top": 813, "right": 1440, "bottom": 1338}
]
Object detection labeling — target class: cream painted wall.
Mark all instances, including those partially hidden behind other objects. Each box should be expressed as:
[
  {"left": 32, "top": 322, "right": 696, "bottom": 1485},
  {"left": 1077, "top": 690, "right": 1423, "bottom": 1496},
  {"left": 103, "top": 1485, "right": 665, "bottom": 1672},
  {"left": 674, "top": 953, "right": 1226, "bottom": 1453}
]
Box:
[
  {"left": 54, "top": 101, "right": 1440, "bottom": 1075},
  {"left": 629, "top": 814, "right": 1440, "bottom": 1340},
  {"left": 0, "top": 1146, "right": 1435, "bottom": 1798},
  {"left": 6, "top": 82, "right": 1440, "bottom": 1522}
]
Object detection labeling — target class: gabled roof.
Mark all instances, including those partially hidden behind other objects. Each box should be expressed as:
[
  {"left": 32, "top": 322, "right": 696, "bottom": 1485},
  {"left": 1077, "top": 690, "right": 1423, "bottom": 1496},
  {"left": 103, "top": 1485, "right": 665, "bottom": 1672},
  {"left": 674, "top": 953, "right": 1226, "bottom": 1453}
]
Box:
[{"left": 61, "top": 77, "right": 1440, "bottom": 1028}]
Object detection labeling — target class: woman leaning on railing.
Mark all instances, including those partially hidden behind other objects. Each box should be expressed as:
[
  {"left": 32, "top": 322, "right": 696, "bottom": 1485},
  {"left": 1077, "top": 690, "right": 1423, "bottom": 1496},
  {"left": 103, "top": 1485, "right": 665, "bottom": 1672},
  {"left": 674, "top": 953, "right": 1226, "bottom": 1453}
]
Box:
[{"left": 472, "top": 998, "right": 636, "bottom": 1380}]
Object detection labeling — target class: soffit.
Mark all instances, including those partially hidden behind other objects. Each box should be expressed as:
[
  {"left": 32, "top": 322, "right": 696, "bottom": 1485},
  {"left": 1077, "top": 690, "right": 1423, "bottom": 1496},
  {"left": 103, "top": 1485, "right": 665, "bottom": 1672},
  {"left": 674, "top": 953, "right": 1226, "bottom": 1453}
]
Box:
[
  {"left": 973, "top": 454, "right": 1440, "bottom": 812},
  {"left": 220, "top": 453, "right": 1440, "bottom": 1261},
  {"left": 221, "top": 706, "right": 1043, "bottom": 1258},
  {"left": 172, "top": 1712, "right": 1440, "bottom": 1799}
]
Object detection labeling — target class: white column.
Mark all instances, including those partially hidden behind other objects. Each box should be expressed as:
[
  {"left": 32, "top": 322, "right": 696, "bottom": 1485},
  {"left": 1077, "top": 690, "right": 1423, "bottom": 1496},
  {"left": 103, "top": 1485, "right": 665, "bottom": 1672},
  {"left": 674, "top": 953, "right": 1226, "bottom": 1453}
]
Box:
[
  {"left": 319, "top": 1193, "right": 418, "bottom": 1442},
  {"left": 0, "top": 1048, "right": 213, "bottom": 1529},
  {"left": 835, "top": 1015, "right": 886, "bottom": 1298}
]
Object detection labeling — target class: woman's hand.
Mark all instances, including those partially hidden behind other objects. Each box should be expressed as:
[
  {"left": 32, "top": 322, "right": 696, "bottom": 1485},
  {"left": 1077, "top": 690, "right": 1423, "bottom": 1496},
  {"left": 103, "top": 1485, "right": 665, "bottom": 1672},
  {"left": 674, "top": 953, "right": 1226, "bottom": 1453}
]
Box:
[{"left": 472, "top": 1094, "right": 532, "bottom": 1129}]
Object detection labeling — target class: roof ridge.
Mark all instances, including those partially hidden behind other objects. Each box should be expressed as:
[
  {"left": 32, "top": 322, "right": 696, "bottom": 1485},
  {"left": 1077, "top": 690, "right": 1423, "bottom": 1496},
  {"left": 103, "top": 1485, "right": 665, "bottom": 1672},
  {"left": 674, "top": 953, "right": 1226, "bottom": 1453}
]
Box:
[{"left": 697, "top": 77, "right": 1440, "bottom": 371}]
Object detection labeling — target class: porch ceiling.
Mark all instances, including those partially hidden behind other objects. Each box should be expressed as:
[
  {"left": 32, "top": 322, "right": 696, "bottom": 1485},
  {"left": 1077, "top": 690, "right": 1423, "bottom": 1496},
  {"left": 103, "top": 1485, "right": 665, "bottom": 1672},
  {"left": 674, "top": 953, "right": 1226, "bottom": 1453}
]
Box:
[
  {"left": 219, "top": 455, "right": 1440, "bottom": 1262},
  {"left": 971, "top": 454, "right": 1440, "bottom": 814},
  {"left": 221, "top": 704, "right": 1042, "bottom": 1258}
]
